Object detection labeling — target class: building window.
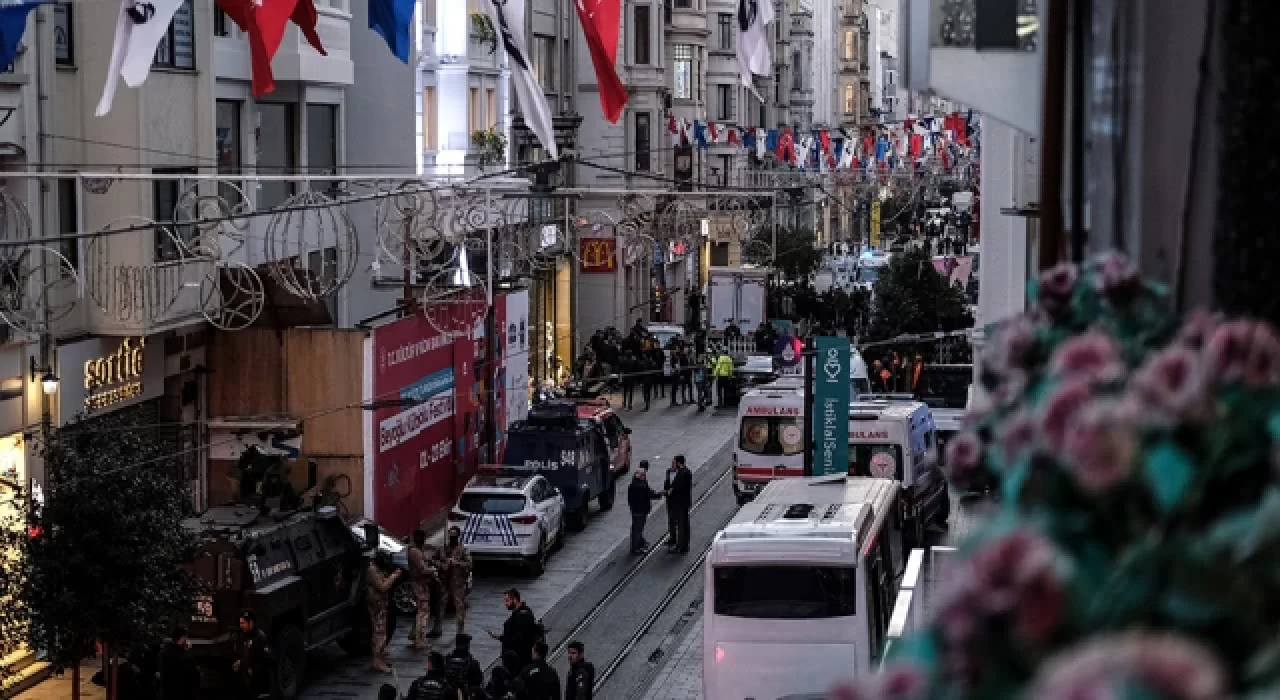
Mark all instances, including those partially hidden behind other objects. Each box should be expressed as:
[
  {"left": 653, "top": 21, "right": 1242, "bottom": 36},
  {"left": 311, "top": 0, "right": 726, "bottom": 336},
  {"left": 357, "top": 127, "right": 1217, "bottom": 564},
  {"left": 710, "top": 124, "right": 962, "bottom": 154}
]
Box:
[
  {"left": 635, "top": 112, "right": 651, "bottom": 172},
  {"left": 215, "top": 100, "right": 243, "bottom": 205},
  {"left": 54, "top": 4, "right": 73, "bottom": 65},
  {"left": 152, "top": 169, "right": 198, "bottom": 262},
  {"left": 717, "top": 13, "right": 732, "bottom": 50},
  {"left": 792, "top": 52, "right": 802, "bottom": 89},
  {"left": 532, "top": 36, "right": 555, "bottom": 92},
  {"left": 843, "top": 29, "right": 854, "bottom": 61},
  {"left": 633, "top": 6, "right": 650, "bottom": 65},
  {"left": 716, "top": 84, "right": 732, "bottom": 121},
  {"left": 468, "top": 87, "right": 481, "bottom": 134},
  {"left": 307, "top": 104, "right": 338, "bottom": 186},
  {"left": 57, "top": 179, "right": 78, "bottom": 272},
  {"left": 423, "top": 86, "right": 437, "bottom": 149},
  {"left": 486, "top": 88, "right": 497, "bottom": 129},
  {"left": 844, "top": 84, "right": 855, "bottom": 114},
  {"left": 674, "top": 0, "right": 690, "bottom": 7},
  {"left": 213, "top": 6, "right": 229, "bottom": 37},
  {"left": 257, "top": 103, "right": 297, "bottom": 209},
  {"left": 153, "top": 0, "right": 195, "bottom": 70},
  {"left": 673, "top": 44, "right": 693, "bottom": 99}
]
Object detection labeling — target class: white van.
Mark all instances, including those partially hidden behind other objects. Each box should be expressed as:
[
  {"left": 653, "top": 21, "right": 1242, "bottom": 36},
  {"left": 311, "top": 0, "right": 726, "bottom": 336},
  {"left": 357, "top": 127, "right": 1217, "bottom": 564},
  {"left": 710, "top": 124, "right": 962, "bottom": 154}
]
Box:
[
  {"left": 704, "top": 476, "right": 906, "bottom": 699},
  {"left": 848, "top": 399, "right": 949, "bottom": 546}
]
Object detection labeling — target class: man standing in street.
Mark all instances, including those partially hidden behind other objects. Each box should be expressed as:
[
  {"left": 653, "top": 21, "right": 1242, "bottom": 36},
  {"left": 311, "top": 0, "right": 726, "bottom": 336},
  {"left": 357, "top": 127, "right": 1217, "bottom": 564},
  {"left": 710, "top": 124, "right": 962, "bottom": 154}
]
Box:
[
  {"left": 565, "top": 640, "right": 596, "bottom": 700},
  {"left": 441, "top": 525, "right": 473, "bottom": 634},
  {"left": 406, "top": 651, "right": 454, "bottom": 700},
  {"left": 231, "top": 611, "right": 270, "bottom": 698},
  {"left": 488, "top": 588, "right": 542, "bottom": 670},
  {"left": 158, "top": 625, "right": 196, "bottom": 700},
  {"left": 443, "top": 633, "right": 484, "bottom": 697},
  {"left": 367, "top": 552, "right": 404, "bottom": 673},
  {"left": 407, "top": 529, "right": 439, "bottom": 651},
  {"left": 627, "top": 462, "right": 663, "bottom": 554},
  {"left": 666, "top": 455, "right": 693, "bottom": 554},
  {"left": 712, "top": 350, "right": 735, "bottom": 408},
  {"left": 519, "top": 641, "right": 561, "bottom": 700}
]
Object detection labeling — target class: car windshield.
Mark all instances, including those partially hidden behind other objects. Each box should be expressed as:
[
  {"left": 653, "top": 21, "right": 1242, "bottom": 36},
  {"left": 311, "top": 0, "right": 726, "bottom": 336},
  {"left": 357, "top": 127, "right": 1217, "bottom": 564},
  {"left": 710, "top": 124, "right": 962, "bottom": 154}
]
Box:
[
  {"left": 459, "top": 493, "right": 528, "bottom": 515},
  {"left": 739, "top": 416, "right": 805, "bottom": 456},
  {"left": 856, "top": 266, "right": 881, "bottom": 283},
  {"left": 651, "top": 331, "right": 681, "bottom": 348},
  {"left": 849, "top": 443, "right": 904, "bottom": 480},
  {"left": 713, "top": 565, "right": 857, "bottom": 619},
  {"left": 852, "top": 377, "right": 872, "bottom": 396}
]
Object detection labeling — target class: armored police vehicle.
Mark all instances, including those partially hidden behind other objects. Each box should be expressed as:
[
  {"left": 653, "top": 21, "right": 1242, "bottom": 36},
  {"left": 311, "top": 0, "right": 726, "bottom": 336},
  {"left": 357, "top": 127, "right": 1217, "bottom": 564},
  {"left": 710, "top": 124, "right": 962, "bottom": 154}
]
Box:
[{"left": 501, "top": 400, "right": 618, "bottom": 531}]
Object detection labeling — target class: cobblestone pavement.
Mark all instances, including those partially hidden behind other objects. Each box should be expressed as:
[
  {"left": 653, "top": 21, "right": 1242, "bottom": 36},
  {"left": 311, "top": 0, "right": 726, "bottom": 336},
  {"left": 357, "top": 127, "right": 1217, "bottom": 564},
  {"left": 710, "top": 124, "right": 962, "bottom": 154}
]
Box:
[
  {"left": 297, "top": 400, "right": 739, "bottom": 699},
  {"left": 636, "top": 490, "right": 998, "bottom": 699}
]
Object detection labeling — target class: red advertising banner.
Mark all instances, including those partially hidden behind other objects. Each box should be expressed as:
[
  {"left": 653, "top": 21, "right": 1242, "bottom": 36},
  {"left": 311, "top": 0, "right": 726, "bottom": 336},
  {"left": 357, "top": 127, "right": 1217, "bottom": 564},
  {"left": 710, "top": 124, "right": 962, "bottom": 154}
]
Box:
[
  {"left": 579, "top": 237, "right": 617, "bottom": 274},
  {"left": 370, "top": 314, "right": 462, "bottom": 537}
]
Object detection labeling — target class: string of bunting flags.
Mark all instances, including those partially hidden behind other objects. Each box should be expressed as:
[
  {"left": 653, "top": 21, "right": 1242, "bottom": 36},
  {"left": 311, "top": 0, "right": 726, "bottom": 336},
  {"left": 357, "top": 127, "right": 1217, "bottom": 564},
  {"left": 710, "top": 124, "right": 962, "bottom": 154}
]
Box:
[{"left": 663, "top": 111, "right": 980, "bottom": 173}]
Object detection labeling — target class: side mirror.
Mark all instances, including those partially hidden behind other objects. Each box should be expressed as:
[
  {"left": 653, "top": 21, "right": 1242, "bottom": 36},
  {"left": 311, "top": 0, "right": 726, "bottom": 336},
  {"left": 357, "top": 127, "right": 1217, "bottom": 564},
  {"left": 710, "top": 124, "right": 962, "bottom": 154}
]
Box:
[{"left": 361, "top": 523, "right": 379, "bottom": 552}]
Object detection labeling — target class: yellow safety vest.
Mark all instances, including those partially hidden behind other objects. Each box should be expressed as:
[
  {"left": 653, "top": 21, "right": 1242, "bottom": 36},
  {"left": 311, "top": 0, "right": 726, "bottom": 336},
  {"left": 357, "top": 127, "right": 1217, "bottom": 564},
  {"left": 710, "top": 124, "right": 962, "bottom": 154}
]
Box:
[{"left": 713, "top": 355, "right": 735, "bottom": 378}]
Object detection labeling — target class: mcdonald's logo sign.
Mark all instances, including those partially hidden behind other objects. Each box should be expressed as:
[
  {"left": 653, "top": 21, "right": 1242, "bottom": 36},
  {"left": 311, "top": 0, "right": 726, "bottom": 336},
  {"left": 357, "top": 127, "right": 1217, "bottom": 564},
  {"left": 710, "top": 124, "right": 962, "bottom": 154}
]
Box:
[{"left": 580, "top": 237, "right": 617, "bottom": 274}]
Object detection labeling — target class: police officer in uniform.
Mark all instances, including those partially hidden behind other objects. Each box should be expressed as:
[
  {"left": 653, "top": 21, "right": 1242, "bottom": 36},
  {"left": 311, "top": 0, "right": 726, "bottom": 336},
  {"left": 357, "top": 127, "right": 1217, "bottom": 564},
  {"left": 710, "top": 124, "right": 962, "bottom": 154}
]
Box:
[
  {"left": 407, "top": 652, "right": 455, "bottom": 700},
  {"left": 367, "top": 552, "right": 404, "bottom": 673},
  {"left": 564, "top": 641, "right": 596, "bottom": 700},
  {"left": 231, "top": 611, "right": 271, "bottom": 699},
  {"left": 408, "top": 529, "right": 439, "bottom": 650},
  {"left": 443, "top": 634, "right": 484, "bottom": 698},
  {"left": 440, "top": 525, "right": 473, "bottom": 634},
  {"left": 518, "top": 642, "right": 560, "bottom": 700}
]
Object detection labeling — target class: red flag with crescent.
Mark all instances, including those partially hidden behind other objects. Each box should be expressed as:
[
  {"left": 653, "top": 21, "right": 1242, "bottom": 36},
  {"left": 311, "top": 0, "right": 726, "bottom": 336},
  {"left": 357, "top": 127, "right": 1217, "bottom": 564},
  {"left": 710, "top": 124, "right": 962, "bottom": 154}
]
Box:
[{"left": 574, "top": 0, "right": 627, "bottom": 122}]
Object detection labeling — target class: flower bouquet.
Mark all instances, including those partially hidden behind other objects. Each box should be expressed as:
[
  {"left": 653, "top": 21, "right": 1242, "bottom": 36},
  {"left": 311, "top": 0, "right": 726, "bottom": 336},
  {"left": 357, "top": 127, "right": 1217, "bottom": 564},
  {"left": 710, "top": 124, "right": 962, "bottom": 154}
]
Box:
[{"left": 836, "top": 252, "right": 1280, "bottom": 699}]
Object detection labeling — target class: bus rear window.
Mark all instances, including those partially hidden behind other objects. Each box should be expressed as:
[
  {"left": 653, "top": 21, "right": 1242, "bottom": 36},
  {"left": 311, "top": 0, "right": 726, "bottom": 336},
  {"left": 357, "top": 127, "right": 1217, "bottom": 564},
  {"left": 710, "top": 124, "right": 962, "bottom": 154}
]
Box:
[
  {"left": 739, "top": 416, "right": 804, "bottom": 456},
  {"left": 713, "top": 566, "right": 857, "bottom": 619}
]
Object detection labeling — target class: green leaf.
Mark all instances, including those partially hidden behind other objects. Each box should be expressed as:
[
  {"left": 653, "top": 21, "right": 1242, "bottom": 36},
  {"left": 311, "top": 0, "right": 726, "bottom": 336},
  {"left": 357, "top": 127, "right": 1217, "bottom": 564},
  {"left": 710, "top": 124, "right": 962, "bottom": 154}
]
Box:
[
  {"left": 1160, "top": 589, "right": 1223, "bottom": 626},
  {"left": 1143, "top": 441, "right": 1195, "bottom": 513}
]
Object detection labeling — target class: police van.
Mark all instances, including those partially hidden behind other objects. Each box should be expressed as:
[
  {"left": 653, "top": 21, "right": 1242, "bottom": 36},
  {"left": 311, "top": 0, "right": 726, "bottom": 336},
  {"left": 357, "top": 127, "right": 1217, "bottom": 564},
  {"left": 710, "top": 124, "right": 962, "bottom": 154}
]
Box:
[
  {"left": 731, "top": 351, "right": 872, "bottom": 504},
  {"left": 502, "top": 401, "right": 618, "bottom": 531},
  {"left": 847, "top": 398, "right": 948, "bottom": 546},
  {"left": 703, "top": 476, "right": 906, "bottom": 699}
]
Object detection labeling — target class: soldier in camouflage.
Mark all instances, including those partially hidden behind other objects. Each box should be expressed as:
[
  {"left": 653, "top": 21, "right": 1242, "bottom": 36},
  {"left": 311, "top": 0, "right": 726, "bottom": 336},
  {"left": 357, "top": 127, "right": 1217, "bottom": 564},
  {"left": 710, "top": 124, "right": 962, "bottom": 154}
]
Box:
[
  {"left": 440, "top": 525, "right": 473, "bottom": 633},
  {"left": 407, "top": 529, "right": 439, "bottom": 650},
  {"left": 366, "top": 552, "right": 403, "bottom": 673}
]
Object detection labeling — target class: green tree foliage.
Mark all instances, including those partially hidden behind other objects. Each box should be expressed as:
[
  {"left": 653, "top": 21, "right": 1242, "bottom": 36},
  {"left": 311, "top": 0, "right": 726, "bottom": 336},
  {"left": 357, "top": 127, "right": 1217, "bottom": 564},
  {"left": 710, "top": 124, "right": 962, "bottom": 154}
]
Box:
[
  {"left": 866, "top": 247, "right": 974, "bottom": 346},
  {"left": 26, "top": 412, "right": 198, "bottom": 684},
  {"left": 744, "top": 226, "right": 824, "bottom": 281},
  {"left": 0, "top": 486, "right": 29, "bottom": 685}
]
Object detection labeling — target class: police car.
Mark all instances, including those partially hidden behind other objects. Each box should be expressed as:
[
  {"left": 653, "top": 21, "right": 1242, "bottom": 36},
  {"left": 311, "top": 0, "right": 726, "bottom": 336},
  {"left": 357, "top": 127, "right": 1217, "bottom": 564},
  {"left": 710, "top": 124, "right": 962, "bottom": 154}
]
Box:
[{"left": 448, "top": 472, "right": 566, "bottom": 576}]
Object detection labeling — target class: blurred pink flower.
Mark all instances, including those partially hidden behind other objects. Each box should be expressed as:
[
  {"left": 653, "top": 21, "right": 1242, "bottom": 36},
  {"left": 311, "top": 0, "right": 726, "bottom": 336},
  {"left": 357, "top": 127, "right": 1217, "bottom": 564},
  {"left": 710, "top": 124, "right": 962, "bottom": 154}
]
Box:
[
  {"left": 1039, "top": 380, "right": 1093, "bottom": 453},
  {"left": 1038, "top": 263, "right": 1079, "bottom": 317},
  {"left": 1028, "top": 633, "right": 1227, "bottom": 700},
  {"left": 1062, "top": 401, "right": 1137, "bottom": 493},
  {"left": 828, "top": 664, "right": 928, "bottom": 700},
  {"left": 1092, "top": 251, "right": 1142, "bottom": 302},
  {"left": 982, "top": 316, "right": 1037, "bottom": 376},
  {"left": 995, "top": 410, "right": 1037, "bottom": 466},
  {"left": 1177, "top": 309, "right": 1218, "bottom": 349},
  {"left": 991, "top": 370, "right": 1029, "bottom": 409},
  {"left": 943, "top": 431, "right": 984, "bottom": 484},
  {"left": 1049, "top": 331, "right": 1126, "bottom": 384},
  {"left": 1129, "top": 345, "right": 1208, "bottom": 425},
  {"left": 1205, "top": 320, "right": 1280, "bottom": 387}
]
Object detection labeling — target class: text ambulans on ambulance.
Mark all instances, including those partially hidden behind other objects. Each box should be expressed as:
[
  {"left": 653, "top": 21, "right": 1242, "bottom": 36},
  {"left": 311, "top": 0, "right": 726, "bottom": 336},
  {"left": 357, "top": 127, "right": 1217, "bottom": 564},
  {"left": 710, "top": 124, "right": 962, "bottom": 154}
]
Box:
[{"left": 847, "top": 399, "right": 949, "bottom": 546}]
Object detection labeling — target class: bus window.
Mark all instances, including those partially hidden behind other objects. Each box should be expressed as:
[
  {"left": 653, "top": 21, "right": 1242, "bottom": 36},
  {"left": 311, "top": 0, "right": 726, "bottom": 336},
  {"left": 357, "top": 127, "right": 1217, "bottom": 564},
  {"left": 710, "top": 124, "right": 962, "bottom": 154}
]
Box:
[
  {"left": 739, "top": 416, "right": 805, "bottom": 456},
  {"left": 713, "top": 565, "right": 856, "bottom": 619},
  {"left": 866, "top": 540, "right": 893, "bottom": 663}
]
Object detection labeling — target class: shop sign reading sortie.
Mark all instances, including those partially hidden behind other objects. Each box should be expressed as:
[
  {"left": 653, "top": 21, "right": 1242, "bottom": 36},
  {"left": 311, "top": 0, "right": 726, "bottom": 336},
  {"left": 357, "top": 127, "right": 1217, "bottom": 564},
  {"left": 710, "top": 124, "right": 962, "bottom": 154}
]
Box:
[{"left": 83, "top": 337, "right": 146, "bottom": 412}]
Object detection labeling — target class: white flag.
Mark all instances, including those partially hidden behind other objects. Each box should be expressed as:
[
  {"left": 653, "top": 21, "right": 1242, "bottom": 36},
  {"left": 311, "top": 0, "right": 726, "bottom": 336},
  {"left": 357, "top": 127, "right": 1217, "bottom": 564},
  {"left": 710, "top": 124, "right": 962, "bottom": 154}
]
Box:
[
  {"left": 486, "top": 0, "right": 558, "bottom": 160},
  {"left": 736, "top": 0, "right": 774, "bottom": 103},
  {"left": 96, "top": 0, "right": 187, "bottom": 116}
]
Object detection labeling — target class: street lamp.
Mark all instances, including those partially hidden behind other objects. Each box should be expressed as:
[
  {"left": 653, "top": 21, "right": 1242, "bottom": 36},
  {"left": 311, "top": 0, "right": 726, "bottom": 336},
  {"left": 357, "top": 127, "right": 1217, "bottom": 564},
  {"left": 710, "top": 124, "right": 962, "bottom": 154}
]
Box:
[{"left": 29, "top": 357, "right": 57, "bottom": 395}]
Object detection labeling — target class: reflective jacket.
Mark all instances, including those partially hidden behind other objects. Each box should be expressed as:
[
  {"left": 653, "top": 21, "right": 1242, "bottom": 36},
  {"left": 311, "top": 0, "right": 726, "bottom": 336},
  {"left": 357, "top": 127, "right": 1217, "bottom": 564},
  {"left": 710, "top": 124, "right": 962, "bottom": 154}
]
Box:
[{"left": 712, "top": 354, "right": 735, "bottom": 378}]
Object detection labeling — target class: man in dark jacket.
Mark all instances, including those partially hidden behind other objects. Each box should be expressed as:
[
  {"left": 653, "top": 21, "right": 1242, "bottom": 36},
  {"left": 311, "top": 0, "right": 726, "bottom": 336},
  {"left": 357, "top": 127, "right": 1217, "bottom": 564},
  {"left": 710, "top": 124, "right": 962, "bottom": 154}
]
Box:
[
  {"left": 231, "top": 611, "right": 271, "bottom": 699},
  {"left": 564, "top": 641, "right": 595, "bottom": 700},
  {"left": 488, "top": 589, "right": 541, "bottom": 670},
  {"left": 627, "top": 463, "right": 663, "bottom": 554},
  {"left": 665, "top": 455, "right": 693, "bottom": 553},
  {"left": 519, "top": 642, "right": 560, "bottom": 700},
  {"left": 407, "top": 652, "right": 454, "bottom": 700},
  {"left": 443, "top": 633, "right": 484, "bottom": 697},
  {"left": 158, "top": 626, "right": 197, "bottom": 700}
]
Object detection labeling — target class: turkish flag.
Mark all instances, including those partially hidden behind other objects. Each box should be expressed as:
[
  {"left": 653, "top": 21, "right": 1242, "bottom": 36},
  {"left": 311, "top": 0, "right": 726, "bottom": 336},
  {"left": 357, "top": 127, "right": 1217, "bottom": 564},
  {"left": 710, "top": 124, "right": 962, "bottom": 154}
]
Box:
[
  {"left": 574, "top": 0, "right": 627, "bottom": 122},
  {"left": 215, "top": 0, "right": 327, "bottom": 97}
]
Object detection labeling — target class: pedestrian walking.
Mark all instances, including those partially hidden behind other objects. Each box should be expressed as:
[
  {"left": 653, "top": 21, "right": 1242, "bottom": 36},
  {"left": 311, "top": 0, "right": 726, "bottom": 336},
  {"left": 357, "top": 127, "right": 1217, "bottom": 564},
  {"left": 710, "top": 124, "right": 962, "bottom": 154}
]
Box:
[
  {"left": 487, "top": 588, "right": 542, "bottom": 670},
  {"left": 619, "top": 352, "right": 636, "bottom": 409},
  {"left": 408, "top": 529, "right": 439, "bottom": 651},
  {"left": 712, "top": 351, "right": 735, "bottom": 408},
  {"left": 692, "top": 356, "right": 709, "bottom": 412},
  {"left": 640, "top": 350, "right": 654, "bottom": 411},
  {"left": 627, "top": 463, "right": 663, "bottom": 554},
  {"left": 441, "top": 525, "right": 473, "bottom": 633},
  {"left": 231, "top": 611, "right": 271, "bottom": 699},
  {"left": 662, "top": 460, "right": 678, "bottom": 548},
  {"left": 443, "top": 633, "right": 484, "bottom": 697},
  {"left": 158, "top": 626, "right": 196, "bottom": 700},
  {"left": 668, "top": 346, "right": 683, "bottom": 407},
  {"left": 407, "top": 652, "right": 455, "bottom": 700},
  {"left": 666, "top": 455, "right": 693, "bottom": 554},
  {"left": 518, "top": 642, "right": 560, "bottom": 700},
  {"left": 367, "top": 553, "right": 404, "bottom": 673},
  {"left": 564, "top": 641, "right": 596, "bottom": 700}
]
